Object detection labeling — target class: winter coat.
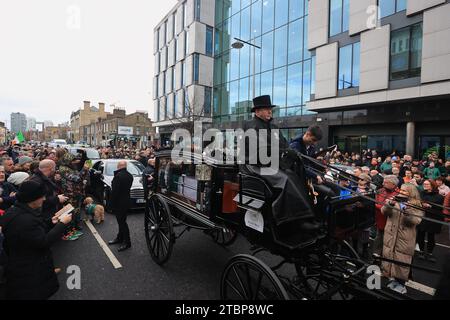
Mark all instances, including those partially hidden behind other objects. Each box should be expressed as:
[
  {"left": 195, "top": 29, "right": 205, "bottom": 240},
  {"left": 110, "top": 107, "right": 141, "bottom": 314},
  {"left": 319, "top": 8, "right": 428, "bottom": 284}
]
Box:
[
  {"left": 418, "top": 191, "right": 444, "bottom": 234},
  {"left": 58, "top": 153, "right": 84, "bottom": 209},
  {"left": 380, "top": 162, "right": 392, "bottom": 174},
  {"left": 111, "top": 167, "right": 133, "bottom": 212},
  {"left": 0, "top": 182, "right": 17, "bottom": 211},
  {"left": 29, "top": 171, "right": 60, "bottom": 225},
  {"left": 0, "top": 203, "right": 66, "bottom": 300},
  {"left": 375, "top": 188, "right": 399, "bottom": 231},
  {"left": 382, "top": 202, "right": 423, "bottom": 281},
  {"left": 423, "top": 167, "right": 441, "bottom": 180}
]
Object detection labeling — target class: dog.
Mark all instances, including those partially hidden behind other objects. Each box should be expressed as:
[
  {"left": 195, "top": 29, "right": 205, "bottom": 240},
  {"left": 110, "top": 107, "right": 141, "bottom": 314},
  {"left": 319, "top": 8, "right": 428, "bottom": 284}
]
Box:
[{"left": 83, "top": 197, "right": 105, "bottom": 224}]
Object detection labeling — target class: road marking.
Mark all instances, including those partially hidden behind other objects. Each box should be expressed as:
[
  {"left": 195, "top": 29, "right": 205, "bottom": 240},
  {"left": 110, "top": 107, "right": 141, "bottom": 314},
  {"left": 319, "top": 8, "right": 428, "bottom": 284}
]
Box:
[
  {"left": 374, "top": 271, "right": 435, "bottom": 296},
  {"left": 405, "top": 280, "right": 436, "bottom": 296},
  {"left": 85, "top": 219, "right": 123, "bottom": 270}
]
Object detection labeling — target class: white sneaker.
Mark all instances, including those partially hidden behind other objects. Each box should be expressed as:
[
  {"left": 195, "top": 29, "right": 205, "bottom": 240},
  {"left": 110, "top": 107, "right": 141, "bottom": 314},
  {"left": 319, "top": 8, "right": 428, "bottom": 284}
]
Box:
[{"left": 392, "top": 283, "right": 407, "bottom": 294}]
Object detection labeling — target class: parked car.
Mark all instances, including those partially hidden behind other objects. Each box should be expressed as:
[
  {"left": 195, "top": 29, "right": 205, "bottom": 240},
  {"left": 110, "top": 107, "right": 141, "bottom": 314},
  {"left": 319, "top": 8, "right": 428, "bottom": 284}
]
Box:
[
  {"left": 49, "top": 139, "right": 69, "bottom": 148},
  {"left": 68, "top": 147, "right": 100, "bottom": 160},
  {"left": 89, "top": 159, "right": 146, "bottom": 211}
]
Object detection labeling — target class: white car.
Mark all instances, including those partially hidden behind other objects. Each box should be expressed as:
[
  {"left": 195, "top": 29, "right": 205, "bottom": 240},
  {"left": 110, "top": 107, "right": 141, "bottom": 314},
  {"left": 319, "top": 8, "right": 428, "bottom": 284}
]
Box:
[{"left": 49, "top": 139, "right": 69, "bottom": 148}]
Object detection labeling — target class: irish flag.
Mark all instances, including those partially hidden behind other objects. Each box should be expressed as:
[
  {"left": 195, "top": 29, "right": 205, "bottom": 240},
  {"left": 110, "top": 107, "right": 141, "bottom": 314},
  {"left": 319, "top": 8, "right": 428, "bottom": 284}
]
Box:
[{"left": 12, "top": 131, "right": 25, "bottom": 145}]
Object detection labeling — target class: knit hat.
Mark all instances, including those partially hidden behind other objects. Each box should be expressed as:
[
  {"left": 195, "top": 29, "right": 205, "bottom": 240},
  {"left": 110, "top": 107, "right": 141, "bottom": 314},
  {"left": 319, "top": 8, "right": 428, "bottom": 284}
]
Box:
[
  {"left": 18, "top": 156, "right": 33, "bottom": 166},
  {"left": 16, "top": 180, "right": 46, "bottom": 203},
  {"left": 7, "top": 172, "right": 30, "bottom": 186}
]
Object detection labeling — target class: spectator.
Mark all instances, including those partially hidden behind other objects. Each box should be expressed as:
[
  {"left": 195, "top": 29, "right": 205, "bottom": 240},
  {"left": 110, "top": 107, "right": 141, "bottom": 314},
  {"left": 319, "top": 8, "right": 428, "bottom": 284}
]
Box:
[
  {"left": 411, "top": 172, "right": 425, "bottom": 192},
  {"left": 403, "top": 169, "right": 413, "bottom": 184},
  {"left": 392, "top": 167, "right": 404, "bottom": 187},
  {"left": 373, "top": 175, "right": 400, "bottom": 255},
  {"left": 417, "top": 179, "right": 445, "bottom": 262},
  {"left": 0, "top": 166, "right": 17, "bottom": 211},
  {"left": 380, "top": 156, "right": 393, "bottom": 174},
  {"left": 29, "top": 160, "right": 68, "bottom": 227},
  {"left": 1, "top": 158, "right": 14, "bottom": 180},
  {"left": 424, "top": 162, "right": 441, "bottom": 180},
  {"left": 370, "top": 170, "right": 384, "bottom": 189},
  {"left": 370, "top": 158, "right": 379, "bottom": 171},
  {"left": 382, "top": 183, "right": 424, "bottom": 295},
  {"left": 16, "top": 156, "right": 33, "bottom": 174},
  {"left": 7, "top": 172, "right": 29, "bottom": 188},
  {"left": 0, "top": 180, "right": 72, "bottom": 300},
  {"left": 436, "top": 177, "right": 450, "bottom": 197}
]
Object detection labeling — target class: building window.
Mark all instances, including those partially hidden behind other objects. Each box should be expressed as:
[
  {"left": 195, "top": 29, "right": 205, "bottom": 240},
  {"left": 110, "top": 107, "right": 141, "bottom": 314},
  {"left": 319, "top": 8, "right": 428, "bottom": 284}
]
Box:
[
  {"left": 204, "top": 87, "right": 212, "bottom": 115},
  {"left": 168, "top": 68, "right": 173, "bottom": 92},
  {"left": 390, "top": 23, "right": 422, "bottom": 80},
  {"left": 155, "top": 75, "right": 159, "bottom": 98},
  {"left": 184, "top": 30, "right": 189, "bottom": 57},
  {"left": 172, "top": 13, "right": 176, "bottom": 38},
  {"left": 193, "top": 54, "right": 200, "bottom": 83},
  {"left": 173, "top": 67, "right": 176, "bottom": 90},
  {"left": 181, "top": 60, "right": 186, "bottom": 87},
  {"left": 165, "top": 21, "right": 169, "bottom": 44},
  {"left": 183, "top": 89, "right": 190, "bottom": 116},
  {"left": 194, "top": 0, "right": 201, "bottom": 21},
  {"left": 329, "top": 0, "right": 350, "bottom": 37},
  {"left": 206, "top": 26, "right": 214, "bottom": 56},
  {"left": 162, "top": 71, "right": 167, "bottom": 95},
  {"left": 379, "top": 0, "right": 407, "bottom": 19},
  {"left": 183, "top": 1, "right": 187, "bottom": 28},
  {"left": 174, "top": 92, "right": 179, "bottom": 117},
  {"left": 338, "top": 42, "right": 360, "bottom": 89}
]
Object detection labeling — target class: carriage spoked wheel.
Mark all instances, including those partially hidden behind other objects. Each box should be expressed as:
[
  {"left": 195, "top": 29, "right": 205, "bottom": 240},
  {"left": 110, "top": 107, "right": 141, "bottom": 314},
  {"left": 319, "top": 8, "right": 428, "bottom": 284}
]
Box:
[
  {"left": 208, "top": 227, "right": 238, "bottom": 246},
  {"left": 145, "top": 194, "right": 174, "bottom": 265},
  {"left": 220, "top": 254, "right": 289, "bottom": 300}
]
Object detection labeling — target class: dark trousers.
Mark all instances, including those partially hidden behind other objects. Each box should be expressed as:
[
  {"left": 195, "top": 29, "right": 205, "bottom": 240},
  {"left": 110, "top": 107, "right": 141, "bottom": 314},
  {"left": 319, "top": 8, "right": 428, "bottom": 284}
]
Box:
[
  {"left": 114, "top": 209, "right": 130, "bottom": 244},
  {"left": 417, "top": 230, "right": 436, "bottom": 253}
]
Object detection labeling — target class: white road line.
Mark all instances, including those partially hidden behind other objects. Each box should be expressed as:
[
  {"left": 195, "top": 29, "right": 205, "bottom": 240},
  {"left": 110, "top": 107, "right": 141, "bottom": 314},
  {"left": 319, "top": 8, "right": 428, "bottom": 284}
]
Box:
[
  {"left": 374, "top": 272, "right": 435, "bottom": 296},
  {"left": 85, "top": 219, "right": 123, "bottom": 270}
]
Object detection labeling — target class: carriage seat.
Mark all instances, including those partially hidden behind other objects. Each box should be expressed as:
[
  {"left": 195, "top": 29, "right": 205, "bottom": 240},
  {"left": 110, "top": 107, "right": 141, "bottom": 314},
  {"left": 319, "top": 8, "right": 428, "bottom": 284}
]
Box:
[{"left": 239, "top": 165, "right": 273, "bottom": 200}]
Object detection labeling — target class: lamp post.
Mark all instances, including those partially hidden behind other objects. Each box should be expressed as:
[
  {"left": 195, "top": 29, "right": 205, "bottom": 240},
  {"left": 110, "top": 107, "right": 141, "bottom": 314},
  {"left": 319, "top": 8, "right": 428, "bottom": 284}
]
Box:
[{"left": 231, "top": 37, "right": 261, "bottom": 100}]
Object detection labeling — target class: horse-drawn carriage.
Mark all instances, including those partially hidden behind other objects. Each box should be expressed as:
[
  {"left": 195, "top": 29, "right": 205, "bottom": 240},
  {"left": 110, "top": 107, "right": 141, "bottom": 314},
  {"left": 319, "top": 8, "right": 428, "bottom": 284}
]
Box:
[{"left": 144, "top": 149, "right": 409, "bottom": 300}]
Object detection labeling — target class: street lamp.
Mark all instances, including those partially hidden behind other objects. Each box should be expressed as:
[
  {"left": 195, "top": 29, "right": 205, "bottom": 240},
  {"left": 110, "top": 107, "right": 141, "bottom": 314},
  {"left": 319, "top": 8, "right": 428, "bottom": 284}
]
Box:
[{"left": 231, "top": 37, "right": 261, "bottom": 99}]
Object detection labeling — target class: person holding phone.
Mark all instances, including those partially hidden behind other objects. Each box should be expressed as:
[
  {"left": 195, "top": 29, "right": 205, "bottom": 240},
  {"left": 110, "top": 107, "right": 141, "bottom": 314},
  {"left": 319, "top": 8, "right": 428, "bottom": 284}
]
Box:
[{"left": 0, "top": 180, "right": 72, "bottom": 300}]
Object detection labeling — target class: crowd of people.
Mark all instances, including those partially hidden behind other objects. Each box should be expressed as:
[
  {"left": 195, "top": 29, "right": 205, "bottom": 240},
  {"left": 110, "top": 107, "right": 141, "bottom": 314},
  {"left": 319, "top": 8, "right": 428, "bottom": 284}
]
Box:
[
  {"left": 0, "top": 142, "right": 158, "bottom": 300},
  {"left": 0, "top": 135, "right": 449, "bottom": 299}
]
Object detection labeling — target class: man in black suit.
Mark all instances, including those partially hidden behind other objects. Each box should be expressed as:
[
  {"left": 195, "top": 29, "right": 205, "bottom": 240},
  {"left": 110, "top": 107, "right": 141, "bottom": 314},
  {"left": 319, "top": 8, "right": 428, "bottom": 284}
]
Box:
[{"left": 108, "top": 161, "right": 133, "bottom": 252}]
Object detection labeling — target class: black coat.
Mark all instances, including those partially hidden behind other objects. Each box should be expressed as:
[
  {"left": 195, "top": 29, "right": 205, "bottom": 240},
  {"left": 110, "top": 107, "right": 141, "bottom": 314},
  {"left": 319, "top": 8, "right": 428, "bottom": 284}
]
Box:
[
  {"left": 142, "top": 165, "right": 155, "bottom": 198},
  {"left": 29, "top": 171, "right": 61, "bottom": 225},
  {"left": 0, "top": 182, "right": 17, "bottom": 211},
  {"left": 0, "top": 203, "right": 66, "bottom": 300},
  {"left": 418, "top": 191, "right": 444, "bottom": 234},
  {"left": 111, "top": 168, "right": 133, "bottom": 211}
]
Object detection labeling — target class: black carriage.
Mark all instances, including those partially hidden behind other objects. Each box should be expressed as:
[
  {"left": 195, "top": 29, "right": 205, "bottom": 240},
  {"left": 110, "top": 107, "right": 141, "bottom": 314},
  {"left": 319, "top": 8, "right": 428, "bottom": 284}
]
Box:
[{"left": 144, "top": 149, "right": 409, "bottom": 300}]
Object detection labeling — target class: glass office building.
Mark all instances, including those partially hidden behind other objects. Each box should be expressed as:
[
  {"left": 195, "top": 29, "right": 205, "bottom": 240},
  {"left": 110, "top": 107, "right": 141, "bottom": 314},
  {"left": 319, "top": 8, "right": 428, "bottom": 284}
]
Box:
[{"left": 213, "top": 0, "right": 316, "bottom": 129}]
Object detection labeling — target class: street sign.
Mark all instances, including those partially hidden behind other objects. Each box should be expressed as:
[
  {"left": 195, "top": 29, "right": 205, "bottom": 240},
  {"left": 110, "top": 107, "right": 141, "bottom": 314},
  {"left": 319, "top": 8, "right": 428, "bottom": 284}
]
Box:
[{"left": 118, "top": 126, "right": 133, "bottom": 135}]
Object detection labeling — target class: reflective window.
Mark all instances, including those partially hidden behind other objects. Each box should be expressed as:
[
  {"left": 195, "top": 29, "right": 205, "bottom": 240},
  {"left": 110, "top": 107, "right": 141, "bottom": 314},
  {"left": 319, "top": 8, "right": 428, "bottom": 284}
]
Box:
[
  {"left": 239, "top": 77, "right": 249, "bottom": 113},
  {"left": 241, "top": 6, "right": 251, "bottom": 41},
  {"left": 338, "top": 42, "right": 360, "bottom": 89},
  {"left": 288, "top": 18, "right": 303, "bottom": 64},
  {"left": 260, "top": 70, "right": 273, "bottom": 97},
  {"left": 204, "top": 87, "right": 212, "bottom": 115},
  {"left": 195, "top": 0, "right": 201, "bottom": 21},
  {"left": 174, "top": 91, "right": 179, "bottom": 117},
  {"left": 181, "top": 61, "right": 186, "bottom": 87},
  {"left": 329, "top": 0, "right": 349, "bottom": 37},
  {"left": 231, "top": 12, "right": 241, "bottom": 40},
  {"left": 230, "top": 48, "right": 240, "bottom": 81},
  {"left": 273, "top": 67, "right": 287, "bottom": 111},
  {"left": 390, "top": 23, "right": 422, "bottom": 80},
  {"left": 262, "top": 0, "right": 275, "bottom": 34},
  {"left": 287, "top": 62, "right": 302, "bottom": 108},
  {"left": 193, "top": 54, "right": 200, "bottom": 83},
  {"left": 239, "top": 43, "right": 250, "bottom": 78},
  {"left": 229, "top": 80, "right": 239, "bottom": 114},
  {"left": 275, "top": 0, "right": 289, "bottom": 28},
  {"left": 251, "top": 0, "right": 262, "bottom": 39},
  {"left": 261, "top": 32, "right": 274, "bottom": 72},
  {"left": 379, "top": 0, "right": 407, "bottom": 18},
  {"left": 232, "top": 0, "right": 241, "bottom": 15},
  {"left": 206, "top": 26, "right": 214, "bottom": 56},
  {"left": 274, "top": 25, "right": 288, "bottom": 68},
  {"left": 302, "top": 59, "right": 312, "bottom": 114},
  {"left": 290, "top": 0, "right": 304, "bottom": 22},
  {"left": 242, "top": 0, "right": 251, "bottom": 9}
]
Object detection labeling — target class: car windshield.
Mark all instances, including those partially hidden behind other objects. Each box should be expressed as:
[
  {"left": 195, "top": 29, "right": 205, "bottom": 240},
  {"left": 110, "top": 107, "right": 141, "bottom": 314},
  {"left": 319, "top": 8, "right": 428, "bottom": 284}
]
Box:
[{"left": 104, "top": 161, "right": 144, "bottom": 176}]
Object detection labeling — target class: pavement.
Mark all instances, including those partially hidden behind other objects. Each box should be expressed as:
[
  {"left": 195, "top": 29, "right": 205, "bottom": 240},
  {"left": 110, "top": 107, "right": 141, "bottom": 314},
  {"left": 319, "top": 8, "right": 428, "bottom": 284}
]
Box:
[{"left": 50, "top": 210, "right": 449, "bottom": 300}]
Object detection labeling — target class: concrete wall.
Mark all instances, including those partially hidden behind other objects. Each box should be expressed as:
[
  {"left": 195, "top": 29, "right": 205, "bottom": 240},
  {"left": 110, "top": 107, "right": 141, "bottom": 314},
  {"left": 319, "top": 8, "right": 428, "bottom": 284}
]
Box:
[
  {"left": 308, "top": 0, "right": 329, "bottom": 50},
  {"left": 421, "top": 3, "right": 450, "bottom": 83},
  {"left": 349, "top": 0, "right": 378, "bottom": 35},
  {"left": 407, "top": 0, "right": 446, "bottom": 16},
  {"left": 315, "top": 42, "right": 339, "bottom": 99},
  {"left": 360, "top": 24, "right": 390, "bottom": 92},
  {"left": 198, "top": 55, "right": 214, "bottom": 87},
  {"left": 200, "top": 0, "right": 215, "bottom": 27}
]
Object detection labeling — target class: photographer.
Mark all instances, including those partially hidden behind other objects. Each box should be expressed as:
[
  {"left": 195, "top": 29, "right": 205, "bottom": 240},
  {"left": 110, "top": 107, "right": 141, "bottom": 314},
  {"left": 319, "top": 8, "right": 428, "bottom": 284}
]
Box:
[{"left": 381, "top": 183, "right": 424, "bottom": 295}]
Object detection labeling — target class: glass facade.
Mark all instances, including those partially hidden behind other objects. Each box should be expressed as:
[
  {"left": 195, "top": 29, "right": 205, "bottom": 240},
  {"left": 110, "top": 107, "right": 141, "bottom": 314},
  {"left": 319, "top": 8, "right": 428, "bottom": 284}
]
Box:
[
  {"left": 329, "top": 0, "right": 349, "bottom": 37},
  {"left": 213, "top": 0, "right": 315, "bottom": 123},
  {"left": 379, "top": 0, "right": 407, "bottom": 19},
  {"left": 390, "top": 23, "right": 422, "bottom": 80},
  {"left": 338, "top": 42, "right": 360, "bottom": 90}
]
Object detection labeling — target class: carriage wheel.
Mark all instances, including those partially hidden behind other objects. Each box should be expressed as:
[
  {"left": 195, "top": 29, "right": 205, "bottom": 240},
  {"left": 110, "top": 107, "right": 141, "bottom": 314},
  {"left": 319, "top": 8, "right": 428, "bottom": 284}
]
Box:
[
  {"left": 220, "top": 254, "right": 289, "bottom": 300},
  {"left": 145, "top": 194, "right": 174, "bottom": 265},
  {"left": 330, "top": 240, "right": 360, "bottom": 261},
  {"left": 209, "top": 227, "right": 238, "bottom": 246}
]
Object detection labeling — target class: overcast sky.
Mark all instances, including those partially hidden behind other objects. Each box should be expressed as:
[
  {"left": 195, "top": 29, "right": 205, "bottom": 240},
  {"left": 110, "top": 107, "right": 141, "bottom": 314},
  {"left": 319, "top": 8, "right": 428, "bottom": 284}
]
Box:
[{"left": 0, "top": 0, "right": 177, "bottom": 129}]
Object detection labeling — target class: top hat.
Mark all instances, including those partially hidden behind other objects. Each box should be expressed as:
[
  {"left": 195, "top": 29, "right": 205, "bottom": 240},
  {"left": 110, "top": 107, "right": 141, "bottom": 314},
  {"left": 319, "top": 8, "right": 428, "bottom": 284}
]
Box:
[{"left": 251, "top": 95, "right": 277, "bottom": 112}]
